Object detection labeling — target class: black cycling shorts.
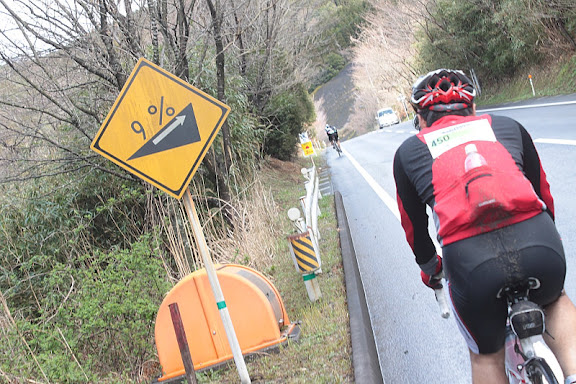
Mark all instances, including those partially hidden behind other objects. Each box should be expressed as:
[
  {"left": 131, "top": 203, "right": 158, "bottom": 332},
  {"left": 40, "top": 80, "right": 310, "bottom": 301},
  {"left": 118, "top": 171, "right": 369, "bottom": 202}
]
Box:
[
  {"left": 443, "top": 212, "right": 566, "bottom": 354},
  {"left": 328, "top": 132, "right": 338, "bottom": 142}
]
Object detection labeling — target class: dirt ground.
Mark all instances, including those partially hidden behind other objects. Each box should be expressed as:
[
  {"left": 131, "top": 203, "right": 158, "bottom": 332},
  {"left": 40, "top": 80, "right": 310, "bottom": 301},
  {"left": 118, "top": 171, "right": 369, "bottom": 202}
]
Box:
[{"left": 262, "top": 157, "right": 304, "bottom": 182}]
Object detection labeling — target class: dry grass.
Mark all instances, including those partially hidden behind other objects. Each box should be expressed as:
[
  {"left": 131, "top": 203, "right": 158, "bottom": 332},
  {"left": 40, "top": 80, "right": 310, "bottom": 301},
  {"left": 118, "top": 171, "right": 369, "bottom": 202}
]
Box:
[
  {"left": 191, "top": 154, "right": 354, "bottom": 383},
  {"left": 476, "top": 54, "right": 576, "bottom": 106}
]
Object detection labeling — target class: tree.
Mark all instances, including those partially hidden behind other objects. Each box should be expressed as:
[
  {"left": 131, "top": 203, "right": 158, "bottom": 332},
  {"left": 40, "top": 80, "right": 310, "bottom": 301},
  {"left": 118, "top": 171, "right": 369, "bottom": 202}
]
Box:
[
  {"left": 347, "top": 0, "right": 421, "bottom": 132},
  {"left": 415, "top": 0, "right": 576, "bottom": 82}
]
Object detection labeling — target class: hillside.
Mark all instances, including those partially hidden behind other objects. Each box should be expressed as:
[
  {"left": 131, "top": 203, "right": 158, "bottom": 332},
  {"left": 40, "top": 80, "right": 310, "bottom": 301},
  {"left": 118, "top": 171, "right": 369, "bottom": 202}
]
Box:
[{"left": 313, "top": 63, "right": 358, "bottom": 141}]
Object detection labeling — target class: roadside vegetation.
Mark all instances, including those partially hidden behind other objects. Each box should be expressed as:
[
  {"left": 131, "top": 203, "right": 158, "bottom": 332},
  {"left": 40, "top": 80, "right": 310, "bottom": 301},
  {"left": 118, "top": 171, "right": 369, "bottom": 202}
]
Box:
[
  {"left": 476, "top": 55, "right": 576, "bottom": 106},
  {"left": 196, "top": 155, "right": 353, "bottom": 384},
  {"left": 346, "top": 0, "right": 576, "bottom": 134},
  {"left": 0, "top": 1, "right": 363, "bottom": 382}
]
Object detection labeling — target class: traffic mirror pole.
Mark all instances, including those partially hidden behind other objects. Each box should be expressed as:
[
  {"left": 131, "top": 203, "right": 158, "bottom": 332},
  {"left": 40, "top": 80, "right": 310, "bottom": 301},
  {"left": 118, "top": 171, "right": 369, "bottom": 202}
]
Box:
[{"left": 182, "top": 187, "right": 251, "bottom": 384}]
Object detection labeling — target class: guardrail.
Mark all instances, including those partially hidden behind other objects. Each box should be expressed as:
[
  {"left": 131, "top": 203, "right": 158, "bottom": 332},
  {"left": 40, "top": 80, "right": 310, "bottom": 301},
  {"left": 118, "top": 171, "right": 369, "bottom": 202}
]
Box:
[
  {"left": 301, "top": 166, "right": 321, "bottom": 245},
  {"left": 286, "top": 165, "right": 323, "bottom": 301}
]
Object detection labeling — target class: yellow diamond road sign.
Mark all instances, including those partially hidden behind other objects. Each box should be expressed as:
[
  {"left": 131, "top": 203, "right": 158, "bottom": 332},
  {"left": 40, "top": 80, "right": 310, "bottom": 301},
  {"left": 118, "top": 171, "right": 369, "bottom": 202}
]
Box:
[
  {"left": 91, "top": 57, "right": 230, "bottom": 199},
  {"left": 301, "top": 141, "right": 314, "bottom": 157}
]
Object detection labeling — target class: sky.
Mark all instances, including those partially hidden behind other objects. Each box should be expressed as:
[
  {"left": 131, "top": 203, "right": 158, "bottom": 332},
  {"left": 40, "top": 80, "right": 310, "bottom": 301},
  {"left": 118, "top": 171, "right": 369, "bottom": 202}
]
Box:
[{"left": 0, "top": 0, "right": 140, "bottom": 59}]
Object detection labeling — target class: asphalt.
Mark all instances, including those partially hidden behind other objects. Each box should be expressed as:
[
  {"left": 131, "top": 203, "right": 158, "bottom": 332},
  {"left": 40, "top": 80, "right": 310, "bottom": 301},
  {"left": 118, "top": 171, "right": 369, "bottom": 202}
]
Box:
[{"left": 328, "top": 92, "right": 576, "bottom": 384}]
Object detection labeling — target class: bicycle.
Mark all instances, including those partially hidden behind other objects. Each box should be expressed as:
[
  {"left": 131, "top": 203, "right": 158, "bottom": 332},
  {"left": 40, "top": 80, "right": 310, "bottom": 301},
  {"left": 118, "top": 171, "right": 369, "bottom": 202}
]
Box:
[
  {"left": 434, "top": 276, "right": 564, "bottom": 384},
  {"left": 331, "top": 139, "right": 342, "bottom": 157}
]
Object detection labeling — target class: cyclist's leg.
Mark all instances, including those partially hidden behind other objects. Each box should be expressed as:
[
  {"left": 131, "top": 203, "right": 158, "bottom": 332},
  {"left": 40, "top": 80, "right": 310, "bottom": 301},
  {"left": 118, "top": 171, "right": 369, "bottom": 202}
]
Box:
[
  {"left": 511, "top": 213, "right": 576, "bottom": 380},
  {"left": 543, "top": 292, "right": 576, "bottom": 379},
  {"left": 443, "top": 215, "right": 559, "bottom": 383},
  {"left": 469, "top": 348, "right": 507, "bottom": 384}
]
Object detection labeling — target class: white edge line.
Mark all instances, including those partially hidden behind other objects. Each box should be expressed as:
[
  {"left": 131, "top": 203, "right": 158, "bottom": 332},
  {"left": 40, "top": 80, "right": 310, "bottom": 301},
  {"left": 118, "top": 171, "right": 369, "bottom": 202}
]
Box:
[
  {"left": 478, "top": 100, "right": 576, "bottom": 113},
  {"left": 534, "top": 138, "right": 576, "bottom": 146},
  {"left": 341, "top": 147, "right": 400, "bottom": 221},
  {"left": 341, "top": 147, "right": 443, "bottom": 255}
]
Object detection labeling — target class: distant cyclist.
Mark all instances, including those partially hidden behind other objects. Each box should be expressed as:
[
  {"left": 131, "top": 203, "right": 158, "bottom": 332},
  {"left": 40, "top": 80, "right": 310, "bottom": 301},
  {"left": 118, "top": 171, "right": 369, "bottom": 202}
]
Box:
[
  {"left": 325, "top": 124, "right": 340, "bottom": 150},
  {"left": 393, "top": 69, "right": 576, "bottom": 384}
]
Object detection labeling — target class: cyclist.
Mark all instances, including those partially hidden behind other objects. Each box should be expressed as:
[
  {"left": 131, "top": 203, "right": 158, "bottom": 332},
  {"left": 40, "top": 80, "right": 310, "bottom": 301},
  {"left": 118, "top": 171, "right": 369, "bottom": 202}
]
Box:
[
  {"left": 325, "top": 124, "right": 340, "bottom": 150},
  {"left": 393, "top": 69, "right": 576, "bottom": 384}
]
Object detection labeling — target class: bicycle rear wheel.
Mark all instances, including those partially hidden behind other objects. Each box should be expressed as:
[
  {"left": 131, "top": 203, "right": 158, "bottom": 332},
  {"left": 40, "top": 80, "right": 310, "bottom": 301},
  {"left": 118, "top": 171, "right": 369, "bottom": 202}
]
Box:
[{"left": 526, "top": 358, "right": 560, "bottom": 384}]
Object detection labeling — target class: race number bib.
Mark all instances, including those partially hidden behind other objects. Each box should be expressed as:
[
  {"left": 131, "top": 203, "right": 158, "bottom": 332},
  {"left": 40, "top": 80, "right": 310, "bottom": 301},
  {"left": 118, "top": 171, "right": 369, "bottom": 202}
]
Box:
[{"left": 423, "top": 119, "right": 496, "bottom": 158}]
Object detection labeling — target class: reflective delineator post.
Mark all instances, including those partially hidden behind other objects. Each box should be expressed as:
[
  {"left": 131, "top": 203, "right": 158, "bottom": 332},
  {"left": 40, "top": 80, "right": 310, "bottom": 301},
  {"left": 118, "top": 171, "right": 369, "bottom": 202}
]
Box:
[
  {"left": 182, "top": 188, "right": 251, "bottom": 384},
  {"left": 287, "top": 231, "right": 322, "bottom": 302},
  {"left": 302, "top": 272, "right": 322, "bottom": 302},
  {"left": 529, "top": 74, "right": 536, "bottom": 96}
]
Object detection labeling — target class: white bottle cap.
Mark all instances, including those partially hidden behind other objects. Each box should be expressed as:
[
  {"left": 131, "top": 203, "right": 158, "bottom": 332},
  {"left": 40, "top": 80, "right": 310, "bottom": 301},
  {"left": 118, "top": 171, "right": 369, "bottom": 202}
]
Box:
[{"left": 465, "top": 144, "right": 478, "bottom": 155}]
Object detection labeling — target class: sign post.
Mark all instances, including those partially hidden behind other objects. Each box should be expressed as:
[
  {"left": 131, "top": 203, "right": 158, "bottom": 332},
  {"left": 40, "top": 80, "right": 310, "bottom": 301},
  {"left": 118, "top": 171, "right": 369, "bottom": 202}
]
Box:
[
  {"left": 182, "top": 188, "right": 250, "bottom": 382},
  {"left": 169, "top": 302, "right": 198, "bottom": 384},
  {"left": 90, "top": 57, "right": 251, "bottom": 383}
]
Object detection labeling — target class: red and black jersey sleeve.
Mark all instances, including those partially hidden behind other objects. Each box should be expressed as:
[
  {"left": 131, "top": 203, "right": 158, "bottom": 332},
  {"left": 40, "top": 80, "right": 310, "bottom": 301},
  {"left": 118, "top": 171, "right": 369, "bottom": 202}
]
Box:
[
  {"left": 393, "top": 142, "right": 437, "bottom": 267},
  {"left": 519, "top": 126, "right": 555, "bottom": 220}
]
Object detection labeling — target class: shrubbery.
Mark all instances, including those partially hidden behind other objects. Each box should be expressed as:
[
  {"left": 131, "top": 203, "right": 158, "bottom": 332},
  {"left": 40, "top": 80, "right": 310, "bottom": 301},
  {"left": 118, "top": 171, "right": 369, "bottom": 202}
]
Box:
[
  {"left": 262, "top": 84, "right": 316, "bottom": 161},
  {"left": 0, "top": 170, "right": 166, "bottom": 382},
  {"left": 416, "top": 0, "right": 576, "bottom": 83},
  {"left": 2, "top": 234, "right": 170, "bottom": 383}
]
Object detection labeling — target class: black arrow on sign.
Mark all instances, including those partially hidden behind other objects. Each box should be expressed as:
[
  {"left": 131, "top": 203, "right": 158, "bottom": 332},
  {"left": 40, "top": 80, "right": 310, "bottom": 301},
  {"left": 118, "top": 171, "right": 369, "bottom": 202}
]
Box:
[{"left": 128, "top": 103, "right": 201, "bottom": 161}]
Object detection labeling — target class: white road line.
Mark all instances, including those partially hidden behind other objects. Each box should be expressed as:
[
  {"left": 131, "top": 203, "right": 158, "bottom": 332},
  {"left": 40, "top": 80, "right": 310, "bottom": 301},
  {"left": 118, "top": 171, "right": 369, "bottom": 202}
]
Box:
[
  {"left": 478, "top": 100, "right": 576, "bottom": 112},
  {"left": 534, "top": 138, "right": 576, "bottom": 146},
  {"left": 341, "top": 147, "right": 400, "bottom": 221},
  {"left": 378, "top": 130, "right": 418, "bottom": 135},
  {"left": 342, "top": 148, "right": 444, "bottom": 255},
  {"left": 340, "top": 136, "right": 576, "bottom": 222}
]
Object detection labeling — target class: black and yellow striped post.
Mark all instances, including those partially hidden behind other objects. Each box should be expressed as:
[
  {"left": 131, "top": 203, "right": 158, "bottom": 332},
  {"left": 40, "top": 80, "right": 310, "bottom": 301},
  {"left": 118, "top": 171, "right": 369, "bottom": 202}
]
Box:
[{"left": 287, "top": 231, "right": 322, "bottom": 301}]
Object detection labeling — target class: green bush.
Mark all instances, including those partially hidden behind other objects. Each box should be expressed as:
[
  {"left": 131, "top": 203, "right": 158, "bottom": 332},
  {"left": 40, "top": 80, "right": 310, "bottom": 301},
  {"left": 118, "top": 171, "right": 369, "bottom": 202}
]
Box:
[
  {"left": 0, "top": 171, "right": 148, "bottom": 316},
  {"left": 262, "top": 84, "right": 316, "bottom": 161},
  {"left": 330, "top": 0, "right": 372, "bottom": 49},
  {"left": 1, "top": 234, "right": 171, "bottom": 383},
  {"left": 317, "top": 53, "right": 347, "bottom": 86},
  {"left": 416, "top": 0, "right": 546, "bottom": 82},
  {"left": 309, "top": 0, "right": 372, "bottom": 89}
]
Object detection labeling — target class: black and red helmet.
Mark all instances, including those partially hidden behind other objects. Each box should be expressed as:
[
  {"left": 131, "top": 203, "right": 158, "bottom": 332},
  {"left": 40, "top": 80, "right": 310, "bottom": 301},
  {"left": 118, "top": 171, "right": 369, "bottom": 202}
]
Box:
[{"left": 410, "top": 69, "right": 476, "bottom": 112}]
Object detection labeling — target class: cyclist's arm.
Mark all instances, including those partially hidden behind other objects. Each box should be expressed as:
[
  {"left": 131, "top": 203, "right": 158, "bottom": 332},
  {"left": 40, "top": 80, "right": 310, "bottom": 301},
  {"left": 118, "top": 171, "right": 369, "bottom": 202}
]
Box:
[
  {"left": 520, "top": 125, "right": 555, "bottom": 221},
  {"left": 393, "top": 150, "right": 437, "bottom": 266}
]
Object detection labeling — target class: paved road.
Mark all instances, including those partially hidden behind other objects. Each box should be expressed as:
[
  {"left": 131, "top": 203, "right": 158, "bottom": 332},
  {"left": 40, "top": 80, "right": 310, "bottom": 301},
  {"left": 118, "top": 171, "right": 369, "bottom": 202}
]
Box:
[{"left": 326, "top": 95, "right": 576, "bottom": 383}]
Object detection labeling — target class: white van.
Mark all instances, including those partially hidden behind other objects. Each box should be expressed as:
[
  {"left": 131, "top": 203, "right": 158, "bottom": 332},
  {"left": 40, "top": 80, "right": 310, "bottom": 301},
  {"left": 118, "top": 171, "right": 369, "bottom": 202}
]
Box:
[{"left": 376, "top": 107, "right": 400, "bottom": 128}]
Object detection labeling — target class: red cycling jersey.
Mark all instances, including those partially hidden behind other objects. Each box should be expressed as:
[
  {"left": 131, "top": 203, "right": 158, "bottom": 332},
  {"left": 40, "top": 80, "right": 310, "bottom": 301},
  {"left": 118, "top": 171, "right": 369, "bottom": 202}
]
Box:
[{"left": 393, "top": 114, "right": 554, "bottom": 267}]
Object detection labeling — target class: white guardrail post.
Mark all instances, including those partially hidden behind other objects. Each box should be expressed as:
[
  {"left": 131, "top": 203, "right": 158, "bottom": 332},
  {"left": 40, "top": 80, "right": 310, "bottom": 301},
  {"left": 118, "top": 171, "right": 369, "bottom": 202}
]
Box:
[
  {"left": 302, "top": 167, "right": 321, "bottom": 263},
  {"left": 287, "top": 207, "right": 322, "bottom": 301},
  {"left": 285, "top": 165, "right": 324, "bottom": 301},
  {"left": 312, "top": 172, "right": 321, "bottom": 239}
]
